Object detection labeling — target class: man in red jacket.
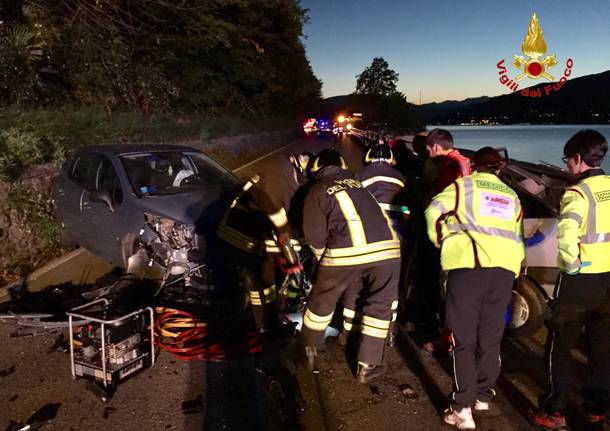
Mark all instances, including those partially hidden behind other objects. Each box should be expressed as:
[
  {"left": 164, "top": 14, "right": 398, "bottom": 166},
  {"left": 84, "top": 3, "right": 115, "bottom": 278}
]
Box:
[{"left": 412, "top": 128, "right": 472, "bottom": 353}]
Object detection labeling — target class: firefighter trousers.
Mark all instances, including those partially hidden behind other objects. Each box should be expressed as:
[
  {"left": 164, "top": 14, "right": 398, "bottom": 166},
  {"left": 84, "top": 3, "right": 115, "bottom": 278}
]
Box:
[
  {"left": 445, "top": 267, "right": 514, "bottom": 410},
  {"left": 302, "top": 260, "right": 400, "bottom": 365},
  {"left": 541, "top": 271, "right": 610, "bottom": 416}
]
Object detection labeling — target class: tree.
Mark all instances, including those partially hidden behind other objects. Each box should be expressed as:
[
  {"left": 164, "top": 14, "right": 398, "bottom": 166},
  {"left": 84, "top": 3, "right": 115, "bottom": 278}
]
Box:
[{"left": 355, "top": 57, "right": 398, "bottom": 96}]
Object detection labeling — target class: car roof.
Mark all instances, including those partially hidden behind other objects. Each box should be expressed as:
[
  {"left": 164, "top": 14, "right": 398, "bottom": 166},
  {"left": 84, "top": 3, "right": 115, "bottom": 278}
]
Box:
[{"left": 73, "top": 143, "right": 205, "bottom": 157}]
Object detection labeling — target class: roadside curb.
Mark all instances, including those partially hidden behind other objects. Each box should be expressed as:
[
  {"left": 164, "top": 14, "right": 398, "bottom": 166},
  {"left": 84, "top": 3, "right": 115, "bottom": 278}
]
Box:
[{"left": 0, "top": 248, "right": 114, "bottom": 302}]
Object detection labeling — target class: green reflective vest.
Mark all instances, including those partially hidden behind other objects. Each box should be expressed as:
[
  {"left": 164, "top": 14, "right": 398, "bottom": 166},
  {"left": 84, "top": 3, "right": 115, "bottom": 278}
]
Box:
[
  {"left": 425, "top": 172, "right": 525, "bottom": 276},
  {"left": 558, "top": 173, "right": 610, "bottom": 274}
]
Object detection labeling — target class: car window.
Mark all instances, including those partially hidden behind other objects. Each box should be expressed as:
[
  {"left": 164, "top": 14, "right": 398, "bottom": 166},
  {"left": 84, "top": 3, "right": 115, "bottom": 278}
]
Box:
[
  {"left": 188, "top": 153, "right": 239, "bottom": 188},
  {"left": 70, "top": 153, "right": 102, "bottom": 191},
  {"left": 97, "top": 158, "right": 124, "bottom": 205},
  {"left": 120, "top": 151, "right": 237, "bottom": 196}
]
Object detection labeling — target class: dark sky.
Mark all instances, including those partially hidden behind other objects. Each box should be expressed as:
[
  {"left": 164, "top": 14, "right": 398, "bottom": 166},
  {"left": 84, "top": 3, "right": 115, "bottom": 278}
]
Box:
[{"left": 301, "top": 0, "right": 610, "bottom": 103}]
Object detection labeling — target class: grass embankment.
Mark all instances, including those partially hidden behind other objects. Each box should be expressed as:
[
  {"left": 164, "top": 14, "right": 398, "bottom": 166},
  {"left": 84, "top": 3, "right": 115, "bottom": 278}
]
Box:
[{"left": 0, "top": 107, "right": 299, "bottom": 283}]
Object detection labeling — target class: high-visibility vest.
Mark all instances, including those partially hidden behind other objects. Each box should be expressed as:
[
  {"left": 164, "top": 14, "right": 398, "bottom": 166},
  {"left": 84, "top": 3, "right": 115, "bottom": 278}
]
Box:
[
  {"left": 425, "top": 172, "right": 525, "bottom": 276},
  {"left": 558, "top": 173, "right": 610, "bottom": 274}
]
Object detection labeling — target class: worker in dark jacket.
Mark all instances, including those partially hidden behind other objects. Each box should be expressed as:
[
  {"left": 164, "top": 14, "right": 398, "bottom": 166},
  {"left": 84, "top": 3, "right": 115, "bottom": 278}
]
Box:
[
  {"left": 301, "top": 149, "right": 401, "bottom": 383},
  {"left": 217, "top": 154, "right": 304, "bottom": 339},
  {"left": 414, "top": 128, "right": 472, "bottom": 353},
  {"left": 338, "top": 144, "right": 408, "bottom": 347}
]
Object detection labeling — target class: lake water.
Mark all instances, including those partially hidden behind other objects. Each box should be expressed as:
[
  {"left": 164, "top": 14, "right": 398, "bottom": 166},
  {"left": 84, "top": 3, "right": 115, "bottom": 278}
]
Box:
[{"left": 428, "top": 125, "right": 610, "bottom": 172}]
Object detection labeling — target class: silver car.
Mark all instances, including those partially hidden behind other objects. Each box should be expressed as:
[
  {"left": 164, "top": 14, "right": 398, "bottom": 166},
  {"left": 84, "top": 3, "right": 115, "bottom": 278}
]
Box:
[{"left": 53, "top": 144, "right": 240, "bottom": 267}]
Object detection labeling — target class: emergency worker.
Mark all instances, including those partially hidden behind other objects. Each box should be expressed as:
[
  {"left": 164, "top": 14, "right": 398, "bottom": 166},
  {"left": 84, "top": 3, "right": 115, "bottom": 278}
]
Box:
[
  {"left": 338, "top": 144, "right": 408, "bottom": 346},
  {"left": 301, "top": 149, "right": 401, "bottom": 383},
  {"left": 532, "top": 130, "right": 610, "bottom": 430},
  {"left": 217, "top": 154, "right": 306, "bottom": 339},
  {"left": 414, "top": 128, "right": 472, "bottom": 353},
  {"left": 425, "top": 147, "right": 525, "bottom": 430}
]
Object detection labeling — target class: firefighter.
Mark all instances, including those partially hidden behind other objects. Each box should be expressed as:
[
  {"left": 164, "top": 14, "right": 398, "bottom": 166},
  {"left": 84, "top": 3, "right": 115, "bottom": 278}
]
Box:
[
  {"left": 338, "top": 144, "right": 408, "bottom": 347},
  {"left": 532, "top": 130, "right": 610, "bottom": 430},
  {"left": 301, "top": 149, "right": 401, "bottom": 384},
  {"left": 425, "top": 147, "right": 525, "bottom": 429},
  {"left": 217, "top": 153, "right": 306, "bottom": 340}
]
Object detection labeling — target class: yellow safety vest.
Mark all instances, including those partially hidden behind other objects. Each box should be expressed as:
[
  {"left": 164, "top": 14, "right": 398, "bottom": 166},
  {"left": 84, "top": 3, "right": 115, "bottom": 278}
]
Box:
[
  {"left": 558, "top": 173, "right": 610, "bottom": 274},
  {"left": 425, "top": 172, "right": 525, "bottom": 276}
]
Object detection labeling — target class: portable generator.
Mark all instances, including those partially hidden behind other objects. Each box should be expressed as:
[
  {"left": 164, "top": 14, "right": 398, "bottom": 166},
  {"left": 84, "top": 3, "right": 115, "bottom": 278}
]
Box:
[{"left": 67, "top": 299, "right": 155, "bottom": 388}]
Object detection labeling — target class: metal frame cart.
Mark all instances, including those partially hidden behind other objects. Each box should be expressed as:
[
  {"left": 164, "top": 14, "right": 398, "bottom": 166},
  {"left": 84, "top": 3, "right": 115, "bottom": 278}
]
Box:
[{"left": 67, "top": 299, "right": 155, "bottom": 388}]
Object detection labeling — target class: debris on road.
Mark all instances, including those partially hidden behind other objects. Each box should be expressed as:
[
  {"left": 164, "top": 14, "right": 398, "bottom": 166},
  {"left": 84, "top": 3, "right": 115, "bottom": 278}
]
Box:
[
  {"left": 399, "top": 383, "right": 419, "bottom": 399},
  {"left": 0, "top": 364, "right": 15, "bottom": 377}
]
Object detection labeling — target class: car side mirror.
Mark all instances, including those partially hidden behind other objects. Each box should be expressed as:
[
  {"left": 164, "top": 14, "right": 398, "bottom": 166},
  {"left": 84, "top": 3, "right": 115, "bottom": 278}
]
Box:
[{"left": 89, "top": 190, "right": 115, "bottom": 212}]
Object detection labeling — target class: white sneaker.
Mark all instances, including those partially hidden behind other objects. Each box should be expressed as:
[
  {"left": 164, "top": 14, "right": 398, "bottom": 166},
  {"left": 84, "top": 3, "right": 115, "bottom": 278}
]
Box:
[
  {"left": 474, "top": 400, "right": 489, "bottom": 411},
  {"left": 444, "top": 407, "right": 476, "bottom": 429}
]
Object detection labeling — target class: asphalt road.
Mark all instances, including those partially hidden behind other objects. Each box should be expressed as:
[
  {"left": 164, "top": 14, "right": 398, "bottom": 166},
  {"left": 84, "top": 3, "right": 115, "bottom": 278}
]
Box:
[{"left": 0, "top": 133, "right": 592, "bottom": 431}]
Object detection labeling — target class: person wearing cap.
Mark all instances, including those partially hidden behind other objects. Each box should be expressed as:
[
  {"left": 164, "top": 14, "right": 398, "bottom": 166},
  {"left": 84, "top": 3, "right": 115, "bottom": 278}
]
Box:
[
  {"left": 301, "top": 149, "right": 401, "bottom": 383},
  {"left": 532, "top": 130, "right": 610, "bottom": 430},
  {"left": 425, "top": 147, "right": 525, "bottom": 429}
]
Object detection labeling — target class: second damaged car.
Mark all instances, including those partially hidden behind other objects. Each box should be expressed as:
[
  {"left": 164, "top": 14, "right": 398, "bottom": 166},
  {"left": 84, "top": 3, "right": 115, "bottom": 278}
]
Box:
[{"left": 53, "top": 144, "right": 240, "bottom": 267}]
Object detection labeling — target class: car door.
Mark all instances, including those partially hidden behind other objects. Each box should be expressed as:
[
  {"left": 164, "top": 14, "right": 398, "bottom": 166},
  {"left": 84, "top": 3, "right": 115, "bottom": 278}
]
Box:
[
  {"left": 79, "top": 155, "right": 129, "bottom": 265},
  {"left": 55, "top": 152, "right": 102, "bottom": 247}
]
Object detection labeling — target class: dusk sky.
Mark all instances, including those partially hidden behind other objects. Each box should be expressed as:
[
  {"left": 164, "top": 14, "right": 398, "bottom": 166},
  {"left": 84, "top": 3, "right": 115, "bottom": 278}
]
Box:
[{"left": 301, "top": 0, "right": 610, "bottom": 104}]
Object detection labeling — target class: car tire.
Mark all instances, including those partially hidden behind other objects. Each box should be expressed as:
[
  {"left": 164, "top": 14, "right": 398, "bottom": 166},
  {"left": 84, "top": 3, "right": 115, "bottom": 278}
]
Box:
[{"left": 506, "top": 275, "right": 547, "bottom": 339}]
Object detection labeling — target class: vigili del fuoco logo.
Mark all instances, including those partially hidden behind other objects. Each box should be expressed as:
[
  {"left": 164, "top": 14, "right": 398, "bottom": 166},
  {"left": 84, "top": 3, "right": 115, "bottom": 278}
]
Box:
[{"left": 496, "top": 13, "right": 573, "bottom": 97}]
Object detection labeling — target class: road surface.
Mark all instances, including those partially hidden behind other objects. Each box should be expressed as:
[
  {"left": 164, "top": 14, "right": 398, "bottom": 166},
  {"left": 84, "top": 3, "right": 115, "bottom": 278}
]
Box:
[{"left": 0, "top": 133, "right": 585, "bottom": 431}]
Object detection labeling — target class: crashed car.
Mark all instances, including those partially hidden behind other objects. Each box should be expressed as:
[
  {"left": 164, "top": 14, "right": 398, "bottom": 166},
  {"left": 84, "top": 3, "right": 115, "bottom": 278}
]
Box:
[
  {"left": 388, "top": 139, "right": 572, "bottom": 339},
  {"left": 53, "top": 144, "right": 240, "bottom": 267}
]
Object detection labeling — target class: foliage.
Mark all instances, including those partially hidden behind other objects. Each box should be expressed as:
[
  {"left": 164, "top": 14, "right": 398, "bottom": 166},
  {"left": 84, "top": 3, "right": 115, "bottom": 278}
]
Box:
[
  {"left": 0, "top": 127, "right": 65, "bottom": 179},
  {"left": 0, "top": 106, "right": 295, "bottom": 150},
  {"left": 0, "top": 0, "right": 321, "bottom": 115},
  {"left": 7, "top": 186, "right": 63, "bottom": 249},
  {"left": 355, "top": 57, "right": 399, "bottom": 96}
]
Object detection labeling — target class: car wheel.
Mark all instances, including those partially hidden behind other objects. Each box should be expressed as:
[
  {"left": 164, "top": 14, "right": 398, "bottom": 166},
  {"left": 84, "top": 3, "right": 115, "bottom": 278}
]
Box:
[{"left": 506, "top": 275, "right": 547, "bottom": 339}]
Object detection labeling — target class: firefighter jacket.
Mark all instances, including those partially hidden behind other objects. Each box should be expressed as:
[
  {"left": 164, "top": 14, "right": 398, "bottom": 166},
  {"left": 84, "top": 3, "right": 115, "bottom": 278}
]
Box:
[
  {"left": 425, "top": 171, "right": 525, "bottom": 276},
  {"left": 303, "top": 166, "right": 401, "bottom": 266},
  {"left": 358, "top": 163, "right": 410, "bottom": 217},
  {"left": 558, "top": 168, "right": 610, "bottom": 274},
  {"left": 217, "top": 156, "right": 300, "bottom": 255}
]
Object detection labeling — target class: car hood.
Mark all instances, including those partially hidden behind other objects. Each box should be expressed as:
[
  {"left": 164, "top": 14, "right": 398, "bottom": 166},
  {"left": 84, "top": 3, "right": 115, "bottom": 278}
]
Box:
[{"left": 133, "top": 184, "right": 236, "bottom": 226}]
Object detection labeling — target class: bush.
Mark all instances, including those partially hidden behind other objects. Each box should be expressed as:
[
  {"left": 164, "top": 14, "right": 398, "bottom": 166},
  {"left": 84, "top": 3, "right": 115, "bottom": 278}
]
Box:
[{"left": 0, "top": 127, "right": 65, "bottom": 179}]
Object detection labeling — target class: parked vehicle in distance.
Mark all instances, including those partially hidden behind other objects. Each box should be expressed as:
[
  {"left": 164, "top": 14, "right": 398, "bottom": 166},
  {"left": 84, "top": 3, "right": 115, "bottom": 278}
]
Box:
[
  {"left": 315, "top": 118, "right": 333, "bottom": 135},
  {"left": 53, "top": 144, "right": 240, "bottom": 267}
]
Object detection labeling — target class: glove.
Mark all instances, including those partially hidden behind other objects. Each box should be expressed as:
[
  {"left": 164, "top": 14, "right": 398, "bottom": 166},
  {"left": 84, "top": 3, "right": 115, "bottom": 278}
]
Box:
[
  {"left": 282, "top": 271, "right": 304, "bottom": 299},
  {"left": 525, "top": 231, "right": 545, "bottom": 247},
  {"left": 564, "top": 261, "right": 592, "bottom": 275}
]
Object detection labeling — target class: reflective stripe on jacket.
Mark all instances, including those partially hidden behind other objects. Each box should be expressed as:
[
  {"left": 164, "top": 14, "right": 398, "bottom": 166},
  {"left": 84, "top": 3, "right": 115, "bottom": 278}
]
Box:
[
  {"left": 303, "top": 166, "right": 400, "bottom": 266},
  {"left": 424, "top": 171, "right": 525, "bottom": 276},
  {"left": 358, "top": 163, "right": 410, "bottom": 216},
  {"left": 558, "top": 170, "right": 610, "bottom": 274}
]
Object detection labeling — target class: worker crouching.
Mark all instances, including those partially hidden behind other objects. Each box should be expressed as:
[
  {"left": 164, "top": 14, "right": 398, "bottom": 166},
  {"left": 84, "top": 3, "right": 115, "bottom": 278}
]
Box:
[
  {"left": 425, "top": 147, "right": 525, "bottom": 429},
  {"left": 301, "top": 149, "right": 400, "bottom": 384}
]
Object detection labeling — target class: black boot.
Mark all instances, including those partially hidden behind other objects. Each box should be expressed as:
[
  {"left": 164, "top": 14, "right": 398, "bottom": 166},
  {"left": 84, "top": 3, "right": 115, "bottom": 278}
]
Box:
[{"left": 356, "top": 361, "right": 386, "bottom": 384}]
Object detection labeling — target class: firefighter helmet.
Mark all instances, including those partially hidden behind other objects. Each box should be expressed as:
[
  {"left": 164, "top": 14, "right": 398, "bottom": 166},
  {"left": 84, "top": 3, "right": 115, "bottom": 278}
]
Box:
[
  {"left": 310, "top": 149, "right": 347, "bottom": 173},
  {"left": 364, "top": 144, "right": 395, "bottom": 165}
]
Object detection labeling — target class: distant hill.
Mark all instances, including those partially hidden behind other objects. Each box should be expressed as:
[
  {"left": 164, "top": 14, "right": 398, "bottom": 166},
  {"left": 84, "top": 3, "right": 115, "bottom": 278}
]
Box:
[{"left": 414, "top": 70, "right": 610, "bottom": 124}]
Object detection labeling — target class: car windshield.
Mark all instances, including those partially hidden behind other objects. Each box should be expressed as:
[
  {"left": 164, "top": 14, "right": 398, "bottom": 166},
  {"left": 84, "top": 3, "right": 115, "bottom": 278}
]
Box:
[{"left": 120, "top": 151, "right": 238, "bottom": 197}]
